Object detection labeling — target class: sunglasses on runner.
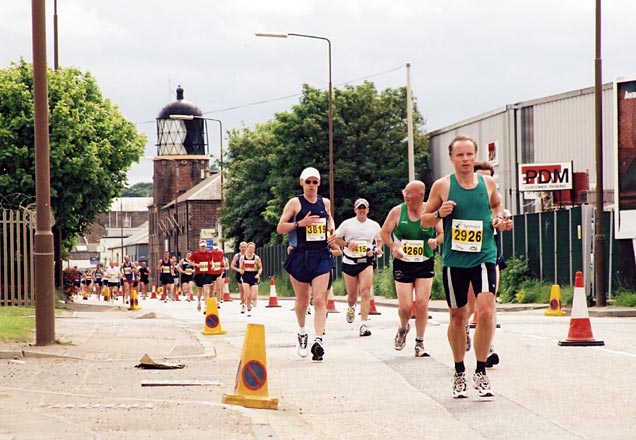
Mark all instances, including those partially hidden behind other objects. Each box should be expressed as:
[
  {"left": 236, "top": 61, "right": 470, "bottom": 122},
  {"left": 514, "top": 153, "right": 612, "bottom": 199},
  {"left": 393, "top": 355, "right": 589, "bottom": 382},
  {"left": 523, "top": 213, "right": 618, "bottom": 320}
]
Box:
[{"left": 304, "top": 180, "right": 319, "bottom": 185}]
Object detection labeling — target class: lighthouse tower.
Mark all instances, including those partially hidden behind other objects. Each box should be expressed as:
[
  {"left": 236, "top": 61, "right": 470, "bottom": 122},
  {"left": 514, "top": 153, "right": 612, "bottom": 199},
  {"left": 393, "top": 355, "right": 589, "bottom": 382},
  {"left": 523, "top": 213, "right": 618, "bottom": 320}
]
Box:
[{"left": 148, "top": 86, "right": 213, "bottom": 268}]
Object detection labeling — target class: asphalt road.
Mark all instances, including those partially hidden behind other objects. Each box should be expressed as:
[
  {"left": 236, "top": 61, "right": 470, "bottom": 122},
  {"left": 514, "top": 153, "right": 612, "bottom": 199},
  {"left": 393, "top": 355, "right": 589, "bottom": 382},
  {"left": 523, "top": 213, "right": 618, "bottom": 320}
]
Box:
[{"left": 1, "top": 294, "right": 635, "bottom": 439}]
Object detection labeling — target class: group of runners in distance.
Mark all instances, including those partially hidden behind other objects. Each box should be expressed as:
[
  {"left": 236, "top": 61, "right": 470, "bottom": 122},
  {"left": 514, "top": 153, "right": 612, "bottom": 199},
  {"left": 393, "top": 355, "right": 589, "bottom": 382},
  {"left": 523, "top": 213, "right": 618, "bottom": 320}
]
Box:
[{"left": 277, "top": 134, "right": 513, "bottom": 400}]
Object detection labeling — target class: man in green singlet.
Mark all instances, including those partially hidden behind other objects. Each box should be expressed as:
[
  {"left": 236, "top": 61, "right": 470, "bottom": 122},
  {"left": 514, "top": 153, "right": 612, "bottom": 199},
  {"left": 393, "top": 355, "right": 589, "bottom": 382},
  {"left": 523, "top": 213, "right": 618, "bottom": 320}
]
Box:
[
  {"left": 422, "top": 134, "right": 507, "bottom": 399},
  {"left": 380, "top": 180, "right": 443, "bottom": 358}
]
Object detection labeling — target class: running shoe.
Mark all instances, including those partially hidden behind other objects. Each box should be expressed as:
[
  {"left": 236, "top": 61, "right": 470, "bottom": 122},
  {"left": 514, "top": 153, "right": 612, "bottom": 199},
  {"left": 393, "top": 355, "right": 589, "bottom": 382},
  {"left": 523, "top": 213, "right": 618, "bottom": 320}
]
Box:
[
  {"left": 241, "top": 304, "right": 246, "bottom": 314},
  {"left": 394, "top": 322, "right": 410, "bottom": 351},
  {"left": 414, "top": 342, "right": 430, "bottom": 357},
  {"left": 346, "top": 306, "right": 355, "bottom": 324},
  {"left": 297, "top": 333, "right": 309, "bottom": 358},
  {"left": 197, "top": 302, "right": 201, "bottom": 311},
  {"left": 310, "top": 339, "right": 324, "bottom": 362},
  {"left": 486, "top": 351, "right": 500, "bottom": 368},
  {"left": 359, "top": 324, "right": 371, "bottom": 337},
  {"left": 465, "top": 325, "right": 471, "bottom": 352},
  {"left": 473, "top": 372, "right": 494, "bottom": 398},
  {"left": 452, "top": 372, "right": 469, "bottom": 399}
]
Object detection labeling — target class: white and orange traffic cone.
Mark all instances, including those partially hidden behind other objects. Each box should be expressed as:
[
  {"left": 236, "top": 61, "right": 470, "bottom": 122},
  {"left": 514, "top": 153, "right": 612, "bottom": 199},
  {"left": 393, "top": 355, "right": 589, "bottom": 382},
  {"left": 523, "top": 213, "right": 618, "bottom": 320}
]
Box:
[
  {"left": 266, "top": 277, "right": 282, "bottom": 308},
  {"left": 368, "top": 285, "right": 381, "bottom": 315},
  {"left": 223, "top": 278, "right": 233, "bottom": 302},
  {"left": 326, "top": 287, "right": 339, "bottom": 313},
  {"left": 558, "top": 271, "right": 604, "bottom": 346},
  {"left": 150, "top": 283, "right": 157, "bottom": 299}
]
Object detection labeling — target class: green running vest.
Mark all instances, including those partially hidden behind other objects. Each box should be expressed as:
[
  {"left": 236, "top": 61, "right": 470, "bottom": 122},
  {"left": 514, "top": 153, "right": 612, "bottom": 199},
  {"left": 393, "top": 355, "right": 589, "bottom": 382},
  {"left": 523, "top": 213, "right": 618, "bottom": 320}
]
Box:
[
  {"left": 442, "top": 173, "right": 497, "bottom": 268},
  {"left": 393, "top": 203, "right": 435, "bottom": 259}
]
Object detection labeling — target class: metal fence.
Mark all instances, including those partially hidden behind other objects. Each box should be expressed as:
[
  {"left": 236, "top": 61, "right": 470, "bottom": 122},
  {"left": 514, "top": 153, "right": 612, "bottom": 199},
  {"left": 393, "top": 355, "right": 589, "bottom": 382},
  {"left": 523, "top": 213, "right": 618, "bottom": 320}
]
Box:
[
  {"left": 251, "top": 205, "right": 634, "bottom": 296},
  {"left": 499, "top": 205, "right": 631, "bottom": 295},
  {"left": 1, "top": 208, "right": 35, "bottom": 306}
]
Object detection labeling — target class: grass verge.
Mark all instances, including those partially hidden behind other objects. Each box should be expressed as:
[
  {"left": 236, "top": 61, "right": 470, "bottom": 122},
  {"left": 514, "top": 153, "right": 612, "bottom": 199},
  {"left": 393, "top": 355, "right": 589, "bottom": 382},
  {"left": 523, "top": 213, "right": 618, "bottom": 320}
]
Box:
[{"left": 0, "top": 307, "right": 35, "bottom": 343}]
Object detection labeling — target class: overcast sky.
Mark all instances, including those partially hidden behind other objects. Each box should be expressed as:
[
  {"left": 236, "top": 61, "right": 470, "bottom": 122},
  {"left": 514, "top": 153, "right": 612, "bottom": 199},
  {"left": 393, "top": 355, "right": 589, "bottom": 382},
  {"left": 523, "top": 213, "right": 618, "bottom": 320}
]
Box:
[{"left": 2, "top": 0, "right": 636, "bottom": 184}]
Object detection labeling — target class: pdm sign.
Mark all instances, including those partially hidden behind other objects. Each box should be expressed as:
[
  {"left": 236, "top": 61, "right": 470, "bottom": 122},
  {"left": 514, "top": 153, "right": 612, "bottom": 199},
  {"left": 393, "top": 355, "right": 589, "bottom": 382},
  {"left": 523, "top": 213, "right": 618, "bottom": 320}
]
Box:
[{"left": 518, "top": 162, "right": 573, "bottom": 191}]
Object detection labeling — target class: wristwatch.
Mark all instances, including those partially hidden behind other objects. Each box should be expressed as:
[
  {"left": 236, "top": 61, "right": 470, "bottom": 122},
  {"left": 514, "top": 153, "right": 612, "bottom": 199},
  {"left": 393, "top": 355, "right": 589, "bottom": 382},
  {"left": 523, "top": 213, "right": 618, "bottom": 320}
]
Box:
[
  {"left": 434, "top": 210, "right": 441, "bottom": 219},
  {"left": 293, "top": 221, "right": 299, "bottom": 229}
]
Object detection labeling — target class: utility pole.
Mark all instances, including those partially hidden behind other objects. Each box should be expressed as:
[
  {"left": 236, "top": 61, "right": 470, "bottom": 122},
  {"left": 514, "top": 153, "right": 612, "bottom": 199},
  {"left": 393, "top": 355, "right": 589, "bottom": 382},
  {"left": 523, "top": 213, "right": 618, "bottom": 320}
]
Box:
[
  {"left": 406, "top": 63, "right": 415, "bottom": 182},
  {"left": 594, "top": 0, "right": 606, "bottom": 307},
  {"left": 32, "top": 0, "right": 56, "bottom": 345}
]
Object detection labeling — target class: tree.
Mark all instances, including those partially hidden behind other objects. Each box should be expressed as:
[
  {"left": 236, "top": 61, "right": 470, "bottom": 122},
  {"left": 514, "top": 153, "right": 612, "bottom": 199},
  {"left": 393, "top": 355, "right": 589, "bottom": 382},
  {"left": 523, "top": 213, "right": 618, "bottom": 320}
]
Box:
[
  {"left": 222, "top": 81, "right": 430, "bottom": 247},
  {"left": 0, "top": 60, "right": 147, "bottom": 252},
  {"left": 123, "top": 182, "right": 153, "bottom": 197}
]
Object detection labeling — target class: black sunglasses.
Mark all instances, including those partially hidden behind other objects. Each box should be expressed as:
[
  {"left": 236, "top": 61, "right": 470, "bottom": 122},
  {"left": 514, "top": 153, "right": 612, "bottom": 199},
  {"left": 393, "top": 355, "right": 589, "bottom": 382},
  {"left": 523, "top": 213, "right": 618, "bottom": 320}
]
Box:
[{"left": 305, "top": 180, "right": 319, "bottom": 185}]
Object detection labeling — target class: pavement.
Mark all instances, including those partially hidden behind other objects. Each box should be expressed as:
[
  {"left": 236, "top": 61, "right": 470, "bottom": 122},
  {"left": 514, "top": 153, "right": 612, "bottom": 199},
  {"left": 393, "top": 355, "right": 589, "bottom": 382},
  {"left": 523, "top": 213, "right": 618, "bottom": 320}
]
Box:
[{"left": 1, "top": 293, "right": 634, "bottom": 439}]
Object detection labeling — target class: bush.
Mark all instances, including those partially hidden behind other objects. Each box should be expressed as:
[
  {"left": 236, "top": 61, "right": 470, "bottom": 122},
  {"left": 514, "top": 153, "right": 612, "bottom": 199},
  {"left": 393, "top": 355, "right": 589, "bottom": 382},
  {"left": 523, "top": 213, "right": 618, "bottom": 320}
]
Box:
[
  {"left": 373, "top": 266, "right": 397, "bottom": 299},
  {"left": 615, "top": 292, "right": 636, "bottom": 307},
  {"left": 499, "top": 255, "right": 530, "bottom": 303}
]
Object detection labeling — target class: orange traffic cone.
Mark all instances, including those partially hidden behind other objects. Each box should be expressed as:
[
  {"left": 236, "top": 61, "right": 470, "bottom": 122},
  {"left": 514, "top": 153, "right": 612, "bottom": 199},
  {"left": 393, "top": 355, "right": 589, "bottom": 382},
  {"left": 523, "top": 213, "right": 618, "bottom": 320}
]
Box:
[
  {"left": 150, "top": 283, "right": 157, "bottom": 299},
  {"left": 202, "top": 297, "right": 227, "bottom": 336},
  {"left": 222, "top": 323, "right": 278, "bottom": 410},
  {"left": 558, "top": 271, "right": 604, "bottom": 346},
  {"left": 175, "top": 287, "right": 181, "bottom": 301},
  {"left": 159, "top": 286, "right": 166, "bottom": 301},
  {"left": 468, "top": 310, "right": 478, "bottom": 328},
  {"left": 368, "top": 285, "right": 381, "bottom": 315},
  {"left": 128, "top": 289, "right": 141, "bottom": 311},
  {"left": 223, "top": 278, "right": 233, "bottom": 302},
  {"left": 326, "top": 287, "right": 339, "bottom": 313},
  {"left": 545, "top": 284, "right": 566, "bottom": 316},
  {"left": 266, "top": 277, "right": 282, "bottom": 308}
]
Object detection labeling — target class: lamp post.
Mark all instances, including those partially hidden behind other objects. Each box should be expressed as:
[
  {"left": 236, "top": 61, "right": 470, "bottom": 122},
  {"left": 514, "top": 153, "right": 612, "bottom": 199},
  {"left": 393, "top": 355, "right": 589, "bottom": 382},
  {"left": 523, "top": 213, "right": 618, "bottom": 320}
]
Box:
[
  {"left": 169, "top": 114, "right": 224, "bottom": 247},
  {"left": 255, "top": 32, "right": 334, "bottom": 204},
  {"left": 32, "top": 0, "right": 56, "bottom": 345}
]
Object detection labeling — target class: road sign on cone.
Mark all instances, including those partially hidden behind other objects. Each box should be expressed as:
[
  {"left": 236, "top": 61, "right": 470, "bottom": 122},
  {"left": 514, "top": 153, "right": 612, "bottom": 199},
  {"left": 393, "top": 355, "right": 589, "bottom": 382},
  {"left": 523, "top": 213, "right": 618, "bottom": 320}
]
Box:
[
  {"left": 222, "top": 323, "right": 278, "bottom": 410},
  {"left": 266, "top": 277, "right": 282, "bottom": 308},
  {"left": 368, "top": 285, "right": 381, "bottom": 315},
  {"left": 558, "top": 271, "right": 604, "bottom": 346},
  {"left": 202, "top": 297, "right": 227, "bottom": 336},
  {"left": 545, "top": 284, "right": 566, "bottom": 316},
  {"left": 326, "top": 287, "right": 339, "bottom": 313},
  {"left": 223, "top": 278, "right": 233, "bottom": 302}
]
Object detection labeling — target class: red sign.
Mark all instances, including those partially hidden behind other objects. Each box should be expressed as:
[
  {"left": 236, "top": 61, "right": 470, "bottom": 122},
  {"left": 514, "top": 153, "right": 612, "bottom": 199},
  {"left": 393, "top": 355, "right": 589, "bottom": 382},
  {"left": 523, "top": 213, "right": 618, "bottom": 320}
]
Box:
[{"left": 518, "top": 162, "right": 573, "bottom": 191}]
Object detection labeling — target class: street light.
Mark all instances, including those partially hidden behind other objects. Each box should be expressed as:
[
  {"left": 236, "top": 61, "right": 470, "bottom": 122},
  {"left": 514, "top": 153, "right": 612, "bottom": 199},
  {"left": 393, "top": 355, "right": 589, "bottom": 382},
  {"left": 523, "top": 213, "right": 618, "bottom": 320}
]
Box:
[
  {"left": 169, "top": 114, "right": 224, "bottom": 247},
  {"left": 255, "top": 32, "right": 335, "bottom": 204}
]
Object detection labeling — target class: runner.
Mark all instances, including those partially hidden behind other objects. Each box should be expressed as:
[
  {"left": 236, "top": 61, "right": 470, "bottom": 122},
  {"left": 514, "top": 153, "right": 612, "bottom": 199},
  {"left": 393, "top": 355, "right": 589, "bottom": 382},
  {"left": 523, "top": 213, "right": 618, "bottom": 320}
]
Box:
[
  {"left": 334, "top": 198, "right": 383, "bottom": 337},
  {"left": 137, "top": 261, "right": 151, "bottom": 299},
  {"left": 178, "top": 252, "right": 194, "bottom": 302},
  {"left": 157, "top": 251, "right": 174, "bottom": 302},
  {"left": 93, "top": 263, "right": 105, "bottom": 299},
  {"left": 190, "top": 240, "right": 213, "bottom": 312},
  {"left": 380, "top": 180, "right": 443, "bottom": 357},
  {"left": 105, "top": 260, "right": 121, "bottom": 302},
  {"left": 422, "top": 134, "right": 508, "bottom": 399},
  {"left": 276, "top": 166, "right": 336, "bottom": 362},
  {"left": 210, "top": 243, "right": 225, "bottom": 309},
  {"left": 239, "top": 242, "right": 263, "bottom": 317},
  {"left": 231, "top": 242, "right": 248, "bottom": 313},
  {"left": 120, "top": 255, "right": 135, "bottom": 304}
]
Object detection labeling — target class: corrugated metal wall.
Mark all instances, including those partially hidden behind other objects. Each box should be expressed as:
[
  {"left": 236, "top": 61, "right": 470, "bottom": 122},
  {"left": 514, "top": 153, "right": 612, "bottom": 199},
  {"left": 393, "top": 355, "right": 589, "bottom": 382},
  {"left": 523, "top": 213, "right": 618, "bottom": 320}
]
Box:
[{"left": 429, "top": 83, "right": 617, "bottom": 215}]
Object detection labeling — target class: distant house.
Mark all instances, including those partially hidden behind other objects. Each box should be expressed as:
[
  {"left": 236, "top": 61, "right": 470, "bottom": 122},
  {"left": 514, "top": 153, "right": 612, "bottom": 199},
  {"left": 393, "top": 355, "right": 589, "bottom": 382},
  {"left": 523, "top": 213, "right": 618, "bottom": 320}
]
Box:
[{"left": 67, "top": 197, "right": 152, "bottom": 268}]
